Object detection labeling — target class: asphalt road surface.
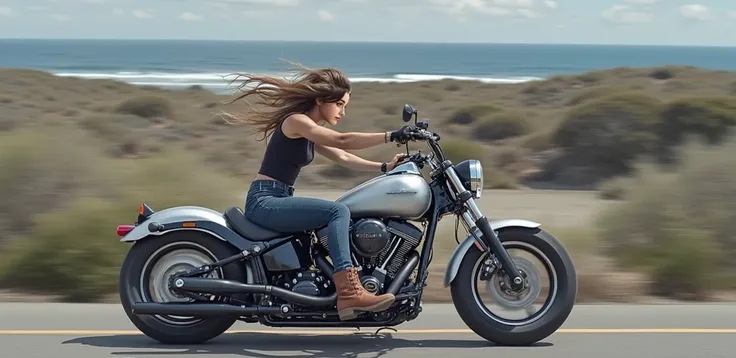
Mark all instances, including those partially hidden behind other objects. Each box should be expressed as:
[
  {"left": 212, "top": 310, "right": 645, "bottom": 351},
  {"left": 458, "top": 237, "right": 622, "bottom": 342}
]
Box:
[{"left": 2, "top": 303, "right": 735, "bottom": 358}]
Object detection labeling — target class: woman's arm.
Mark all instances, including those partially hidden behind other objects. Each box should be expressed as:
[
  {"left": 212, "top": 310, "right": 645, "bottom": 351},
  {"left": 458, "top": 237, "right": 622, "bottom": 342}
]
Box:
[
  {"left": 315, "top": 144, "right": 383, "bottom": 171},
  {"left": 283, "top": 114, "right": 390, "bottom": 150}
]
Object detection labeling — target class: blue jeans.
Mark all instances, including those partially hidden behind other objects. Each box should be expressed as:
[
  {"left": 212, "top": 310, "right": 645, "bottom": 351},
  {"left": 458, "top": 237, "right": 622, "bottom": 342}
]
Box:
[{"left": 244, "top": 179, "right": 354, "bottom": 273}]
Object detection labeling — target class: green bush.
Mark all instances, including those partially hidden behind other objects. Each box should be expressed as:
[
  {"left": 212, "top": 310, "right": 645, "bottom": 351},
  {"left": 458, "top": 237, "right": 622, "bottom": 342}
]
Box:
[
  {"left": 472, "top": 110, "right": 533, "bottom": 141},
  {"left": 566, "top": 85, "right": 631, "bottom": 106},
  {"left": 0, "top": 132, "right": 244, "bottom": 301},
  {"left": 440, "top": 139, "right": 485, "bottom": 163},
  {"left": 439, "top": 140, "right": 518, "bottom": 189},
  {"left": 114, "top": 95, "right": 173, "bottom": 120},
  {"left": 596, "top": 137, "right": 736, "bottom": 300},
  {"left": 447, "top": 103, "right": 502, "bottom": 125},
  {"left": 0, "top": 197, "right": 130, "bottom": 302},
  {"left": 553, "top": 92, "right": 662, "bottom": 178},
  {"left": 0, "top": 128, "right": 112, "bottom": 244},
  {"left": 658, "top": 96, "right": 736, "bottom": 147}
]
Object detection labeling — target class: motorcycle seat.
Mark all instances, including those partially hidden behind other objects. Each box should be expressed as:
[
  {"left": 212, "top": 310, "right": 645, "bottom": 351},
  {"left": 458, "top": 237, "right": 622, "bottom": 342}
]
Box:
[{"left": 223, "top": 206, "right": 288, "bottom": 241}]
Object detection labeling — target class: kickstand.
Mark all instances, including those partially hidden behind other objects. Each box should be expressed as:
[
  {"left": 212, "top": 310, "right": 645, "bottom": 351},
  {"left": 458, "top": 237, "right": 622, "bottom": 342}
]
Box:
[{"left": 373, "top": 327, "right": 397, "bottom": 336}]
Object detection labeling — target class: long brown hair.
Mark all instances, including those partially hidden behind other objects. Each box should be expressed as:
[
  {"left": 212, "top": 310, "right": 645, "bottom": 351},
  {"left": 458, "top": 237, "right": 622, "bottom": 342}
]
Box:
[{"left": 221, "top": 61, "right": 352, "bottom": 141}]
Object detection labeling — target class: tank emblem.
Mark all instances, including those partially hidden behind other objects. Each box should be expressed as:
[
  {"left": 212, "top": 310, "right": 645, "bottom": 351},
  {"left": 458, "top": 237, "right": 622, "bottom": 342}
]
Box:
[{"left": 386, "top": 188, "right": 417, "bottom": 195}]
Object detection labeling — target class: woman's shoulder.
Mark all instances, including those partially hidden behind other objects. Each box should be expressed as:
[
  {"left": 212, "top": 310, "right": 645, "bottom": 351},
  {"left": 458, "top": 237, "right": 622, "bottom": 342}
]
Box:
[{"left": 281, "top": 113, "right": 313, "bottom": 139}]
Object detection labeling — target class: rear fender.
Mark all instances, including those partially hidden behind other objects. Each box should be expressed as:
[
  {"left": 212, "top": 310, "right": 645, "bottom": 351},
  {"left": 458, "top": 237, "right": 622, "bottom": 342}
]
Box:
[
  {"left": 443, "top": 219, "right": 541, "bottom": 287},
  {"left": 120, "top": 206, "right": 258, "bottom": 251}
]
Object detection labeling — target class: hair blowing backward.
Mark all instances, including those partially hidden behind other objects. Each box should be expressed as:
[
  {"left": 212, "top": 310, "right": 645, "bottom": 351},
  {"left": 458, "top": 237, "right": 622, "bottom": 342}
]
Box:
[{"left": 222, "top": 62, "right": 352, "bottom": 141}]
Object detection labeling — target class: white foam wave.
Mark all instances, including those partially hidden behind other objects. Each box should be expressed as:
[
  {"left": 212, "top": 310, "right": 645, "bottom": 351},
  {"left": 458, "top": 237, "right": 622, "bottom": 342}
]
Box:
[
  {"left": 55, "top": 71, "right": 252, "bottom": 82},
  {"left": 53, "top": 71, "right": 542, "bottom": 93},
  {"left": 352, "top": 74, "right": 541, "bottom": 84}
]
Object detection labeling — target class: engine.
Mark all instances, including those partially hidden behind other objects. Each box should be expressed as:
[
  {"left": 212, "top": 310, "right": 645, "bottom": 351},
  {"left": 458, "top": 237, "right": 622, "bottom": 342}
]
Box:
[
  {"left": 275, "top": 268, "right": 331, "bottom": 298},
  {"left": 317, "top": 218, "right": 423, "bottom": 294}
]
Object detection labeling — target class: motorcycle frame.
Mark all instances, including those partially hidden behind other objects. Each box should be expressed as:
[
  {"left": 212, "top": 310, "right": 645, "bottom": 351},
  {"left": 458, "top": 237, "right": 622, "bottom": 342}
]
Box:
[{"left": 120, "top": 120, "right": 542, "bottom": 325}]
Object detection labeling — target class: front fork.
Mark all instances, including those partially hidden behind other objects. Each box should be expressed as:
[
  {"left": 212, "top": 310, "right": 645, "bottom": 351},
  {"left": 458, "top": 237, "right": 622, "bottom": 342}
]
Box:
[{"left": 443, "top": 163, "right": 524, "bottom": 291}]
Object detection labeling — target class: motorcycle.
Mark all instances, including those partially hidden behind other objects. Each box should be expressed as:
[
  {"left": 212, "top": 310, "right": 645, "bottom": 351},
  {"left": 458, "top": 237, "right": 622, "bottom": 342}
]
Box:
[{"left": 115, "top": 103, "right": 577, "bottom": 346}]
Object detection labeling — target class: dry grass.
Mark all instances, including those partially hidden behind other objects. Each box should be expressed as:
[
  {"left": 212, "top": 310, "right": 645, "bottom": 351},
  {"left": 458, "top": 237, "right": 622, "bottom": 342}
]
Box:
[{"left": 1, "top": 65, "right": 736, "bottom": 303}]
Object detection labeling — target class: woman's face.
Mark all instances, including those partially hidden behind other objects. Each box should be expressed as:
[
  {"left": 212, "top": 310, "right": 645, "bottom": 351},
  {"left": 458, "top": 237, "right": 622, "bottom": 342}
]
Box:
[{"left": 318, "top": 92, "right": 350, "bottom": 126}]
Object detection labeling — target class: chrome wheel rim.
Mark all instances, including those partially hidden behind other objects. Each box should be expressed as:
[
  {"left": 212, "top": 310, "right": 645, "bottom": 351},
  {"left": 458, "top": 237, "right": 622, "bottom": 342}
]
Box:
[
  {"left": 470, "top": 241, "right": 557, "bottom": 326},
  {"left": 140, "top": 241, "right": 222, "bottom": 326}
]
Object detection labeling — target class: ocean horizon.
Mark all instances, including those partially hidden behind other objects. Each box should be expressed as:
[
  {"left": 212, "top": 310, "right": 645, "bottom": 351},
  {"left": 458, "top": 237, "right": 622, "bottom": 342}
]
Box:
[{"left": 3, "top": 39, "right": 736, "bottom": 94}]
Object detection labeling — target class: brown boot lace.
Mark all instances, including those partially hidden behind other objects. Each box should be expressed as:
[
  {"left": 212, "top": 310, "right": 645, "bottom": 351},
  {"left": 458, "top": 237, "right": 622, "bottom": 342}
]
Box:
[{"left": 347, "top": 268, "right": 364, "bottom": 292}]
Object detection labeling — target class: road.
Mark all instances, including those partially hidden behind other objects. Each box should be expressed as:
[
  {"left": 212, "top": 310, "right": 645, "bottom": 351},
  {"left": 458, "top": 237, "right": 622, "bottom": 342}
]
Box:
[{"left": 2, "top": 303, "right": 735, "bottom": 358}]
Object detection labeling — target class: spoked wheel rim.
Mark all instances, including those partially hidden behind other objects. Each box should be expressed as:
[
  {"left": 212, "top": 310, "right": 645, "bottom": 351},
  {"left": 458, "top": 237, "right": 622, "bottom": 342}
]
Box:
[
  {"left": 139, "top": 241, "right": 223, "bottom": 326},
  {"left": 470, "top": 240, "right": 558, "bottom": 326}
]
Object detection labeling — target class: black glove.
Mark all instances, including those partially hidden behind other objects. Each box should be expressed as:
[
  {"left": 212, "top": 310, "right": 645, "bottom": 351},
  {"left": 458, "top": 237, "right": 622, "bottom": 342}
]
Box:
[{"left": 389, "top": 125, "right": 419, "bottom": 143}]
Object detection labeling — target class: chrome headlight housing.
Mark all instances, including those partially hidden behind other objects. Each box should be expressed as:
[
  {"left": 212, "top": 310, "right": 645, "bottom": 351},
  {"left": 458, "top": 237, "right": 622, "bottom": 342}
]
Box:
[{"left": 453, "top": 159, "right": 484, "bottom": 198}]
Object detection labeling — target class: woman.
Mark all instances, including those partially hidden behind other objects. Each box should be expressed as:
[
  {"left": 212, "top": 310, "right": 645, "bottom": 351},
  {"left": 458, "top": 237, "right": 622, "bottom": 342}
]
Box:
[{"left": 224, "top": 64, "right": 417, "bottom": 321}]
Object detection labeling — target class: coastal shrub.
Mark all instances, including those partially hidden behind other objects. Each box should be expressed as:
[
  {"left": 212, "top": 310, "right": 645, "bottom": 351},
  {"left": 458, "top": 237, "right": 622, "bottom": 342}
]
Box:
[
  {"left": 566, "top": 85, "right": 631, "bottom": 107},
  {"left": 440, "top": 139, "right": 485, "bottom": 163},
  {"left": 439, "top": 140, "right": 518, "bottom": 188},
  {"left": 649, "top": 67, "right": 676, "bottom": 80},
  {"left": 658, "top": 96, "right": 736, "bottom": 147},
  {"left": 597, "top": 137, "right": 736, "bottom": 300},
  {"left": 0, "top": 128, "right": 111, "bottom": 245},
  {"left": 0, "top": 197, "right": 130, "bottom": 302},
  {"left": 472, "top": 110, "right": 533, "bottom": 141},
  {"left": 447, "top": 103, "right": 501, "bottom": 124},
  {"left": 552, "top": 92, "right": 662, "bottom": 178},
  {"left": 114, "top": 95, "right": 173, "bottom": 120},
  {"left": 0, "top": 135, "right": 243, "bottom": 301},
  {"left": 653, "top": 96, "right": 736, "bottom": 165}
]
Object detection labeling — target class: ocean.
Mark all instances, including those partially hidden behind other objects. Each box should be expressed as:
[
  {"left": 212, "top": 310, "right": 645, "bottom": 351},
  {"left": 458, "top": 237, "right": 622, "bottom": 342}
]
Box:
[{"left": 2, "top": 39, "right": 736, "bottom": 94}]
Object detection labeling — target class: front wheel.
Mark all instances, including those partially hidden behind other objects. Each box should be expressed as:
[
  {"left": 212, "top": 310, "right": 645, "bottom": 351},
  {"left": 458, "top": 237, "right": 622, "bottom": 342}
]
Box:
[
  {"left": 119, "top": 231, "right": 251, "bottom": 344},
  {"left": 450, "top": 227, "right": 577, "bottom": 346}
]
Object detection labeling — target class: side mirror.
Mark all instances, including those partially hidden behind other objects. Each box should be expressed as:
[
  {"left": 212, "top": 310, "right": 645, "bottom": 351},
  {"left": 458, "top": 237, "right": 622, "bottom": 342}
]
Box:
[{"left": 402, "top": 104, "right": 416, "bottom": 123}]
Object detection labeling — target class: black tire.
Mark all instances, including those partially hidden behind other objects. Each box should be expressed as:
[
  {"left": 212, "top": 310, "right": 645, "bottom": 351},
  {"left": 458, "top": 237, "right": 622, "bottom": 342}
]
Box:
[
  {"left": 450, "top": 227, "right": 577, "bottom": 346},
  {"left": 119, "top": 230, "right": 249, "bottom": 344}
]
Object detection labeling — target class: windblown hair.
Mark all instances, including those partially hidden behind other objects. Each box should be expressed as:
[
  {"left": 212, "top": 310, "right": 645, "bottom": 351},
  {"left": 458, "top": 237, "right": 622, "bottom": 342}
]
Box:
[{"left": 222, "top": 62, "right": 352, "bottom": 141}]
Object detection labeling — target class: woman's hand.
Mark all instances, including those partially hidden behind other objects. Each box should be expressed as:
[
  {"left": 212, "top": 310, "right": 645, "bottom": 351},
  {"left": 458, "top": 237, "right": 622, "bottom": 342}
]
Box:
[{"left": 387, "top": 153, "right": 408, "bottom": 170}]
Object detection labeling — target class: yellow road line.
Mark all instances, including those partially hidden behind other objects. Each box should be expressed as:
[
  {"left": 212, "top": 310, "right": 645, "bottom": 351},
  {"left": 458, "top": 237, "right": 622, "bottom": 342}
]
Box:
[{"left": 1, "top": 328, "right": 736, "bottom": 335}]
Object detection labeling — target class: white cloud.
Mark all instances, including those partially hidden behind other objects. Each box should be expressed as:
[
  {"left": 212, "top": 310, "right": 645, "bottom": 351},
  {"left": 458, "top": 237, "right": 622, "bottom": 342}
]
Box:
[
  {"left": 318, "top": 9, "right": 334, "bottom": 21},
  {"left": 180, "top": 12, "right": 203, "bottom": 21},
  {"left": 132, "top": 9, "right": 154, "bottom": 19},
  {"left": 0, "top": 6, "right": 13, "bottom": 16},
  {"left": 428, "top": 0, "right": 511, "bottom": 16},
  {"left": 729, "top": 11, "right": 736, "bottom": 19},
  {"left": 428, "top": 0, "right": 554, "bottom": 18},
  {"left": 602, "top": 4, "right": 653, "bottom": 23},
  {"left": 215, "top": 0, "right": 299, "bottom": 6},
  {"left": 492, "top": 0, "right": 534, "bottom": 7},
  {"left": 51, "top": 13, "right": 69, "bottom": 21},
  {"left": 80, "top": 0, "right": 107, "bottom": 4},
  {"left": 242, "top": 9, "right": 269, "bottom": 16},
  {"left": 624, "top": 0, "right": 660, "bottom": 4},
  {"left": 517, "top": 8, "right": 540, "bottom": 18},
  {"left": 679, "top": 4, "right": 709, "bottom": 20}
]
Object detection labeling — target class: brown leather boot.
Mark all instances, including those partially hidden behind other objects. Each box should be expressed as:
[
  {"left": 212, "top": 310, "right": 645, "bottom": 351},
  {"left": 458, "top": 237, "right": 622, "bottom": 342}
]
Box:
[{"left": 333, "top": 267, "right": 395, "bottom": 321}]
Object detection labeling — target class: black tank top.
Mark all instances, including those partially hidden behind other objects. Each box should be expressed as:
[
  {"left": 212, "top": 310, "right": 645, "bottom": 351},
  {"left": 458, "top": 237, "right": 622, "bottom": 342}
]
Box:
[{"left": 257, "top": 119, "right": 314, "bottom": 186}]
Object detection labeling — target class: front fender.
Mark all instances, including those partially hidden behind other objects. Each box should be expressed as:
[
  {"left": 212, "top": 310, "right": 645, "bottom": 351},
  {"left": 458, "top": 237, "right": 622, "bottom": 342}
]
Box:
[
  {"left": 121, "top": 206, "right": 255, "bottom": 251},
  {"left": 443, "top": 219, "right": 541, "bottom": 287}
]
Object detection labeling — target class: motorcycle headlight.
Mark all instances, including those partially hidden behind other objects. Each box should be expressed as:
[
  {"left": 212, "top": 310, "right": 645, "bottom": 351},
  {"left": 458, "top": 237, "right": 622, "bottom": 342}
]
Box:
[{"left": 453, "top": 159, "right": 484, "bottom": 198}]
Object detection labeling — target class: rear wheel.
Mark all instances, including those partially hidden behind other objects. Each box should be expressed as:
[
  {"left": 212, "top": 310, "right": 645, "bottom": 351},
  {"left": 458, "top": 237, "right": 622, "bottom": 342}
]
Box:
[
  {"left": 119, "top": 231, "right": 251, "bottom": 344},
  {"left": 450, "top": 227, "right": 577, "bottom": 346}
]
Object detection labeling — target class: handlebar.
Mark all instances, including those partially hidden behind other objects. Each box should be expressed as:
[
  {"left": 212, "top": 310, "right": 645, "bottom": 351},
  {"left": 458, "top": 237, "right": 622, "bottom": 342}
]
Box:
[
  {"left": 390, "top": 105, "right": 447, "bottom": 167},
  {"left": 392, "top": 124, "right": 444, "bottom": 170},
  {"left": 398, "top": 124, "right": 441, "bottom": 143}
]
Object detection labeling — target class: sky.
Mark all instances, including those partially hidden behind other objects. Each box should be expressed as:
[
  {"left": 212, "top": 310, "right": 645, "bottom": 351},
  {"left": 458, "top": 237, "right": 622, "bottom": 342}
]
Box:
[{"left": 0, "top": 0, "right": 735, "bottom": 46}]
